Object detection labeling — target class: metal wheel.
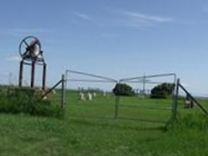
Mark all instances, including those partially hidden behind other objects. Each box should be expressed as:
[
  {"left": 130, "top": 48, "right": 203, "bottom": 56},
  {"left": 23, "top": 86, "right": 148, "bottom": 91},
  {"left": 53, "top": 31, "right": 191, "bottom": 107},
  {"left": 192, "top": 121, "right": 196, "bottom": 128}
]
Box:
[{"left": 19, "top": 36, "right": 42, "bottom": 60}]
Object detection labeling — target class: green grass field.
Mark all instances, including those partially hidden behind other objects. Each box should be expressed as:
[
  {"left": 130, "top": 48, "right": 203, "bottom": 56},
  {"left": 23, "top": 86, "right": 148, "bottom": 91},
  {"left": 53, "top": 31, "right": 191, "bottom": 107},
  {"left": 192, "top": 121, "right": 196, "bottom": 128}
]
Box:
[{"left": 0, "top": 91, "right": 208, "bottom": 156}]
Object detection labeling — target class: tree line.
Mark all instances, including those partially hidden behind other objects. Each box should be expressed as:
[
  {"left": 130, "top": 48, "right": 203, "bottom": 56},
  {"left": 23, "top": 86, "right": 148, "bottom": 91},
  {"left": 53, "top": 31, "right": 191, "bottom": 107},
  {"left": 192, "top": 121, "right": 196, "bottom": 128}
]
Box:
[{"left": 113, "top": 83, "right": 175, "bottom": 99}]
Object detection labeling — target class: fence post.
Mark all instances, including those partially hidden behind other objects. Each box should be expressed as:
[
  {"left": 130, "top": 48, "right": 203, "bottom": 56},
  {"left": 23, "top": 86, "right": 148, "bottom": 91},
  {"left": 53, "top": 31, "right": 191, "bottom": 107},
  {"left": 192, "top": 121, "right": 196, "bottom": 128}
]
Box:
[
  {"left": 65, "top": 70, "right": 69, "bottom": 106},
  {"left": 61, "top": 74, "right": 66, "bottom": 109},
  {"left": 172, "top": 78, "right": 180, "bottom": 120}
]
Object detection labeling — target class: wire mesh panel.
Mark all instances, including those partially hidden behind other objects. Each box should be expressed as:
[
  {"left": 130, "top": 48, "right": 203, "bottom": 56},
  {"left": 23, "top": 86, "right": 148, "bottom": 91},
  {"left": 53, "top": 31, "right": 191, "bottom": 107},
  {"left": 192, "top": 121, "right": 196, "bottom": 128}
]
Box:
[
  {"left": 65, "top": 71, "right": 178, "bottom": 127},
  {"left": 116, "top": 73, "right": 177, "bottom": 126},
  {"left": 118, "top": 97, "right": 173, "bottom": 124},
  {"left": 65, "top": 70, "right": 117, "bottom": 120}
]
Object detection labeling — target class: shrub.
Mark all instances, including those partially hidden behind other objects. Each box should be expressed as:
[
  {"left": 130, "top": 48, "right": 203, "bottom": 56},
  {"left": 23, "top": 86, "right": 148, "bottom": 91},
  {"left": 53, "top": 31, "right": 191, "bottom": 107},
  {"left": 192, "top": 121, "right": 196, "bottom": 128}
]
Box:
[
  {"left": 0, "top": 87, "right": 63, "bottom": 118},
  {"left": 150, "top": 83, "right": 175, "bottom": 99},
  {"left": 113, "top": 83, "right": 135, "bottom": 96}
]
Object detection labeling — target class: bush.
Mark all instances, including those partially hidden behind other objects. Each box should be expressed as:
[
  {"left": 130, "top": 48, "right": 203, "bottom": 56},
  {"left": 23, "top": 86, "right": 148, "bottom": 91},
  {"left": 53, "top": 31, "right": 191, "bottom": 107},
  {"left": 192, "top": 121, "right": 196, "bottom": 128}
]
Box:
[
  {"left": 150, "top": 83, "right": 175, "bottom": 99},
  {"left": 0, "top": 87, "right": 63, "bottom": 118},
  {"left": 113, "top": 83, "right": 135, "bottom": 96}
]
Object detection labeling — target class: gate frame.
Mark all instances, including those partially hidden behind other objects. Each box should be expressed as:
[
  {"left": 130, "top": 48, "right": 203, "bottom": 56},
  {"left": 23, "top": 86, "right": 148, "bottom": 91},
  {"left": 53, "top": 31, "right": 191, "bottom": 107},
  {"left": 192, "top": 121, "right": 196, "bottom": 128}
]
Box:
[
  {"left": 64, "top": 70, "right": 179, "bottom": 126},
  {"left": 117, "top": 73, "right": 178, "bottom": 125},
  {"left": 65, "top": 69, "right": 118, "bottom": 118}
]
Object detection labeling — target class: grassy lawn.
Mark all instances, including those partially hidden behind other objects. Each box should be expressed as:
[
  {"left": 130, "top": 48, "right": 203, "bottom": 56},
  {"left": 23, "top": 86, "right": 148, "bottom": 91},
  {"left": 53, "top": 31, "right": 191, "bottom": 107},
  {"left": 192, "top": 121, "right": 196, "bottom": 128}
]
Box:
[{"left": 0, "top": 91, "right": 208, "bottom": 156}]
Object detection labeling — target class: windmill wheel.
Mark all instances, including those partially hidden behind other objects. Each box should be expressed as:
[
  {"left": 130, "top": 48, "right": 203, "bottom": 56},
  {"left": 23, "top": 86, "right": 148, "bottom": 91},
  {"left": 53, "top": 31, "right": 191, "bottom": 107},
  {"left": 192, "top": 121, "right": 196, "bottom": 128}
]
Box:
[{"left": 19, "top": 36, "right": 42, "bottom": 60}]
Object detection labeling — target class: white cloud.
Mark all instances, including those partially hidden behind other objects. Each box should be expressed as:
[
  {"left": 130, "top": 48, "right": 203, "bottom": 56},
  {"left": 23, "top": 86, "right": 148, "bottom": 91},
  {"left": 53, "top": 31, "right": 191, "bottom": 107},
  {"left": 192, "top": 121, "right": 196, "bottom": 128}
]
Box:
[
  {"left": 71, "top": 9, "right": 173, "bottom": 29},
  {"left": 116, "top": 10, "right": 173, "bottom": 28},
  {"left": 123, "top": 11, "right": 173, "bottom": 23},
  {"left": 73, "top": 12, "right": 92, "bottom": 21}
]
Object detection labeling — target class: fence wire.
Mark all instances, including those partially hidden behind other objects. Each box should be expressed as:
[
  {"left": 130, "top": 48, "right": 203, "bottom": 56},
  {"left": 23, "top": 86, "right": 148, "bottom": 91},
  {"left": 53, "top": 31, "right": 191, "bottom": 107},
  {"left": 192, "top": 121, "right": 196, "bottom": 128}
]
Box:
[{"left": 116, "top": 73, "right": 177, "bottom": 125}]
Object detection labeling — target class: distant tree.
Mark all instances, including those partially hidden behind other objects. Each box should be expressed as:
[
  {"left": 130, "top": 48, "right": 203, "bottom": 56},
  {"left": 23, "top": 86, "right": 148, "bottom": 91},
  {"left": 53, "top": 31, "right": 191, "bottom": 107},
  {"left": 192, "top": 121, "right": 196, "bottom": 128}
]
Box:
[
  {"left": 150, "top": 83, "right": 175, "bottom": 99},
  {"left": 113, "top": 83, "right": 135, "bottom": 96}
]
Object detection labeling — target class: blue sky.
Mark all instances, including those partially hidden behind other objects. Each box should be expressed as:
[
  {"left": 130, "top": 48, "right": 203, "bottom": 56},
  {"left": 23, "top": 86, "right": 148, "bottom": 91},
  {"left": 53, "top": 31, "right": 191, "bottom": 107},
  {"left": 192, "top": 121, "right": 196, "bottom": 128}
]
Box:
[{"left": 0, "top": 0, "right": 208, "bottom": 95}]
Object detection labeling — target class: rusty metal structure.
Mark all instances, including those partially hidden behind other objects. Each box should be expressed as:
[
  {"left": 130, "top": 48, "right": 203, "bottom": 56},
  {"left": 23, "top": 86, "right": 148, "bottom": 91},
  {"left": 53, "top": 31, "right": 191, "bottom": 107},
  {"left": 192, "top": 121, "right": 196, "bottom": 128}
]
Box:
[{"left": 18, "top": 36, "right": 47, "bottom": 90}]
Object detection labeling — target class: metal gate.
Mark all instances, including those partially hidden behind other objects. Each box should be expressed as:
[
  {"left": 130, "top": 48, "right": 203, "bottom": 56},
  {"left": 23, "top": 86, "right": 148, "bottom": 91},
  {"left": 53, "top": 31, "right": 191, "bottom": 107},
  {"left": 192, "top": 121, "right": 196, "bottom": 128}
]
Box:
[
  {"left": 65, "top": 70, "right": 178, "bottom": 127},
  {"left": 115, "top": 73, "right": 177, "bottom": 127},
  {"left": 65, "top": 70, "right": 118, "bottom": 119}
]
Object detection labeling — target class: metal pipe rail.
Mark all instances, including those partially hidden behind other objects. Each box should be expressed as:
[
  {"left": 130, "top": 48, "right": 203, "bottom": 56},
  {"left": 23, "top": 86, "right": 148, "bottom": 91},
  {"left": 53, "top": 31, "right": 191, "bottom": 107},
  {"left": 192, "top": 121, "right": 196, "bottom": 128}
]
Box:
[
  {"left": 41, "top": 79, "right": 62, "bottom": 99},
  {"left": 119, "top": 104, "right": 172, "bottom": 111},
  {"left": 120, "top": 73, "right": 177, "bottom": 83},
  {"left": 65, "top": 70, "right": 118, "bottom": 83},
  {"left": 122, "top": 80, "right": 168, "bottom": 84},
  {"left": 66, "top": 79, "right": 118, "bottom": 83}
]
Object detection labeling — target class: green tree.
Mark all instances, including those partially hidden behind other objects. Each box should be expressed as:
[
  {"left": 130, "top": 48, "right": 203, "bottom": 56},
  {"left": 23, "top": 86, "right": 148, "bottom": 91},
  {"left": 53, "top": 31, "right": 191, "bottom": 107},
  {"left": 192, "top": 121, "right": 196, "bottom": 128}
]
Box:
[
  {"left": 113, "top": 83, "right": 135, "bottom": 96},
  {"left": 150, "top": 83, "right": 175, "bottom": 99}
]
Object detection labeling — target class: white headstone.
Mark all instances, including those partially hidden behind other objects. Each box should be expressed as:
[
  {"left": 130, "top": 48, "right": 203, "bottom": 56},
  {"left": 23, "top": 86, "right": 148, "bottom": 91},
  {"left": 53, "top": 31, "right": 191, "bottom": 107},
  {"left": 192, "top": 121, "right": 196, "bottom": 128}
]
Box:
[{"left": 88, "top": 92, "right": 93, "bottom": 101}]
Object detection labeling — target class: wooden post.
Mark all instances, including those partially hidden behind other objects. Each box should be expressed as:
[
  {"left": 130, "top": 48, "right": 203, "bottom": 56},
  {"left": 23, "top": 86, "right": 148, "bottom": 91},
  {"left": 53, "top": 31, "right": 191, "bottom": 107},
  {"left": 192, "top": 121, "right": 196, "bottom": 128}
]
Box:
[{"left": 19, "top": 60, "right": 24, "bottom": 87}]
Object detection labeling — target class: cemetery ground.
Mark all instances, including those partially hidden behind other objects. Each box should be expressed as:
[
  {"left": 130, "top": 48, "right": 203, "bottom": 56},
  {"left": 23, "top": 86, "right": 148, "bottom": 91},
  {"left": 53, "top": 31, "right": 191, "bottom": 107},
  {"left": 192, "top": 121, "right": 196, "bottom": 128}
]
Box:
[{"left": 0, "top": 91, "right": 208, "bottom": 156}]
